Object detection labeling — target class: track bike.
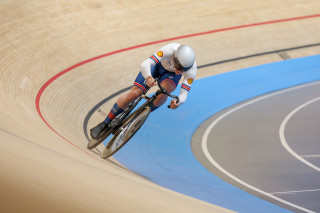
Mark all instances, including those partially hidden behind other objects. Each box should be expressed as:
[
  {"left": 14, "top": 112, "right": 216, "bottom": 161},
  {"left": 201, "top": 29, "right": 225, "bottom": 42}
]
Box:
[{"left": 87, "top": 79, "right": 179, "bottom": 159}]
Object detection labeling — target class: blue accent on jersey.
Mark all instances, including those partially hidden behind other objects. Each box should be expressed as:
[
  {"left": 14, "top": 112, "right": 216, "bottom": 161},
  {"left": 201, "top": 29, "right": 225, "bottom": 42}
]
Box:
[
  {"left": 181, "top": 83, "right": 191, "bottom": 91},
  {"left": 150, "top": 55, "right": 159, "bottom": 63}
]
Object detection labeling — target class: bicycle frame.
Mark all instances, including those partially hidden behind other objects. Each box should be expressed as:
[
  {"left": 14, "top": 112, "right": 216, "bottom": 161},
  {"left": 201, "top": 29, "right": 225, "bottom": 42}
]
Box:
[
  {"left": 110, "top": 78, "right": 179, "bottom": 130},
  {"left": 87, "top": 78, "right": 180, "bottom": 151},
  {"left": 104, "top": 79, "right": 179, "bottom": 150}
]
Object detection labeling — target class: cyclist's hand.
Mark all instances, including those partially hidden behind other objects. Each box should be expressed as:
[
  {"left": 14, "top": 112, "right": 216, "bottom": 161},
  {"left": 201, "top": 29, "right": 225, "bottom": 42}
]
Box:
[
  {"left": 146, "top": 76, "right": 157, "bottom": 88},
  {"left": 169, "top": 99, "right": 180, "bottom": 109}
]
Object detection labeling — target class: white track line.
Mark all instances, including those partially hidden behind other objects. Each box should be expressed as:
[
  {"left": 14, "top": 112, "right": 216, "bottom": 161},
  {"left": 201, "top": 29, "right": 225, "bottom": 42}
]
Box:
[
  {"left": 271, "top": 188, "right": 320, "bottom": 195},
  {"left": 202, "top": 81, "right": 320, "bottom": 213},
  {"left": 279, "top": 96, "right": 320, "bottom": 172},
  {"left": 301, "top": 155, "right": 320, "bottom": 158}
]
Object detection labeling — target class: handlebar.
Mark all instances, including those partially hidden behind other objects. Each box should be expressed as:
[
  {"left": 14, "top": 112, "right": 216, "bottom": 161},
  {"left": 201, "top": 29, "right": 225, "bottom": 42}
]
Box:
[{"left": 154, "top": 78, "right": 180, "bottom": 108}]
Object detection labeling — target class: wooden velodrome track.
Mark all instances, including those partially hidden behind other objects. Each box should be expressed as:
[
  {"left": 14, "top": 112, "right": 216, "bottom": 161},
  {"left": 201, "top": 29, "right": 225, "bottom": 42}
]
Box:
[{"left": 1, "top": 1, "right": 319, "bottom": 212}]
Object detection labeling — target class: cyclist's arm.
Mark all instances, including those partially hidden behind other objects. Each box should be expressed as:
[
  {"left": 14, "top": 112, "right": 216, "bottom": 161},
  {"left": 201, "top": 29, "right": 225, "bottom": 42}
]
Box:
[
  {"left": 179, "top": 63, "right": 197, "bottom": 104},
  {"left": 140, "top": 58, "right": 156, "bottom": 79}
]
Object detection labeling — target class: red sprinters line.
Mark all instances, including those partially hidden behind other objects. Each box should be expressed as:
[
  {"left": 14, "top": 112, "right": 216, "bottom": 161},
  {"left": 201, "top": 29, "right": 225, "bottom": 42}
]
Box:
[{"left": 35, "top": 14, "right": 320, "bottom": 155}]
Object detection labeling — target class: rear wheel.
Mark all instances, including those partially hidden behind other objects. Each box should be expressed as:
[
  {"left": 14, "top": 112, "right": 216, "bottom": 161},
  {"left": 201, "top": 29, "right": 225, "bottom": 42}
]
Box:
[{"left": 101, "top": 107, "right": 151, "bottom": 159}]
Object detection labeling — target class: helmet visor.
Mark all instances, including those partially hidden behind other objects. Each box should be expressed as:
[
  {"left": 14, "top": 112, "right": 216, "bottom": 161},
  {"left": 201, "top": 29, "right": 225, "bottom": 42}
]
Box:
[{"left": 173, "top": 56, "right": 192, "bottom": 72}]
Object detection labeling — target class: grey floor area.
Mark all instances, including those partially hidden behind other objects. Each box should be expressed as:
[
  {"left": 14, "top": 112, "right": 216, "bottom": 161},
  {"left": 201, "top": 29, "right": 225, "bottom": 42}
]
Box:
[{"left": 192, "top": 81, "right": 320, "bottom": 213}]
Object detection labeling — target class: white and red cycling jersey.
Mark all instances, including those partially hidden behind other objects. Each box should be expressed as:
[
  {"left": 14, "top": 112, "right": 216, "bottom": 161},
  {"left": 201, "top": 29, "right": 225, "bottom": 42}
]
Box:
[{"left": 140, "top": 42, "right": 197, "bottom": 104}]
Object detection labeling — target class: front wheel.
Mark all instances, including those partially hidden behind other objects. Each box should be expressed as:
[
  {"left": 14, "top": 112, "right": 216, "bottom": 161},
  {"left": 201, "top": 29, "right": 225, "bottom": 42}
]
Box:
[{"left": 101, "top": 107, "right": 151, "bottom": 159}]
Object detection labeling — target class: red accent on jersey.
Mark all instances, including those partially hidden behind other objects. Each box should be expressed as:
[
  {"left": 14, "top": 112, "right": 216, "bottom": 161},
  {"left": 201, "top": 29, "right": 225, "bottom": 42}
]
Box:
[
  {"left": 181, "top": 84, "right": 190, "bottom": 91},
  {"left": 134, "top": 82, "right": 147, "bottom": 92},
  {"left": 163, "top": 79, "right": 177, "bottom": 88},
  {"left": 150, "top": 55, "right": 159, "bottom": 63}
]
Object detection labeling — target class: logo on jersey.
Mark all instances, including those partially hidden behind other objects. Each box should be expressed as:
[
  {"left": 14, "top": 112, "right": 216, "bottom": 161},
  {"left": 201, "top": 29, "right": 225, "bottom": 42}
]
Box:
[
  {"left": 187, "top": 78, "right": 193, "bottom": 84},
  {"left": 157, "top": 51, "right": 163, "bottom": 57}
]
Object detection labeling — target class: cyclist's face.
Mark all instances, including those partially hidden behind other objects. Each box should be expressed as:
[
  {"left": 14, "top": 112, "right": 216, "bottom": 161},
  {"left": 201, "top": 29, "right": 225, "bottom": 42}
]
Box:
[
  {"left": 174, "top": 68, "right": 183, "bottom": 75},
  {"left": 173, "top": 56, "right": 184, "bottom": 75}
]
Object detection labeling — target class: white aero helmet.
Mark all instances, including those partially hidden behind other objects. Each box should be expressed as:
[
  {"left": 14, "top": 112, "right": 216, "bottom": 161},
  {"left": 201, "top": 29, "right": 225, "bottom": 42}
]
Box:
[{"left": 173, "top": 45, "right": 195, "bottom": 72}]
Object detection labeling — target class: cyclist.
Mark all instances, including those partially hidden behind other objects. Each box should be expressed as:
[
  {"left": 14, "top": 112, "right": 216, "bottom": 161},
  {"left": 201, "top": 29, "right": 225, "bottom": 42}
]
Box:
[{"left": 90, "top": 42, "right": 197, "bottom": 139}]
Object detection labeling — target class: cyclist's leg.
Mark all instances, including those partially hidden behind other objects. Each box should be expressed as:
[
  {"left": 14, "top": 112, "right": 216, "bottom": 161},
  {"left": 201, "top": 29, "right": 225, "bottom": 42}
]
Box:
[
  {"left": 103, "top": 86, "right": 143, "bottom": 122},
  {"left": 90, "top": 72, "right": 146, "bottom": 139},
  {"left": 116, "top": 86, "right": 144, "bottom": 110},
  {"left": 151, "top": 69, "right": 182, "bottom": 111},
  {"left": 150, "top": 80, "right": 175, "bottom": 111},
  {"left": 104, "top": 72, "right": 148, "bottom": 125},
  {"left": 104, "top": 65, "right": 160, "bottom": 124}
]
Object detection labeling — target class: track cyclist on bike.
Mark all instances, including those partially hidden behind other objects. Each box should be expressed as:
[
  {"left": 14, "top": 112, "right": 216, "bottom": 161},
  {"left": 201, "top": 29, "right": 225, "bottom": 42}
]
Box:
[{"left": 90, "top": 42, "right": 197, "bottom": 139}]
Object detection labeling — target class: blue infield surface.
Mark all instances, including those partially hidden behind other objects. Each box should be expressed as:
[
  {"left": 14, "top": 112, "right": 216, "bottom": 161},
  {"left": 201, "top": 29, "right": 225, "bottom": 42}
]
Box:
[{"left": 107, "top": 55, "right": 320, "bottom": 212}]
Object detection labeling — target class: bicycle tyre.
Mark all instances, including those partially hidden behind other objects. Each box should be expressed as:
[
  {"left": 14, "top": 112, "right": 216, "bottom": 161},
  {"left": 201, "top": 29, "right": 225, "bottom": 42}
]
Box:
[{"left": 101, "top": 107, "right": 151, "bottom": 159}]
